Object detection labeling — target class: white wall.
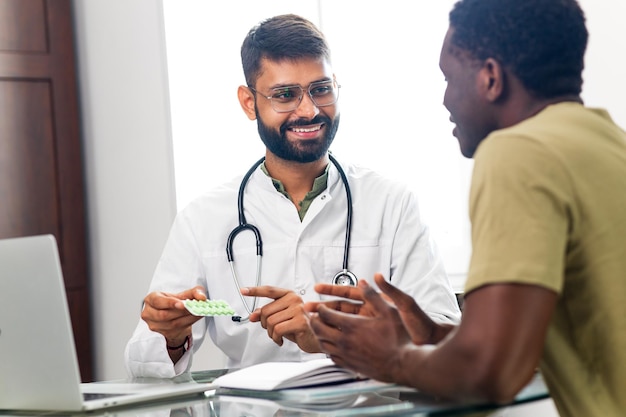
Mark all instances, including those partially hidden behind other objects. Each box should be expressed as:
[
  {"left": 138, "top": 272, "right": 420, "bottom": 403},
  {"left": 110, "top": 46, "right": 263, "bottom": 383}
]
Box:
[
  {"left": 73, "top": 0, "right": 625, "bottom": 385},
  {"left": 73, "top": 0, "right": 178, "bottom": 380}
]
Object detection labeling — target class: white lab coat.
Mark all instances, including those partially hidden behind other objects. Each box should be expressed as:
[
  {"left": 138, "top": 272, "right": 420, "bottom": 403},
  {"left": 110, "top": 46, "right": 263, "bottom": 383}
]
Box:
[{"left": 125, "top": 160, "right": 461, "bottom": 378}]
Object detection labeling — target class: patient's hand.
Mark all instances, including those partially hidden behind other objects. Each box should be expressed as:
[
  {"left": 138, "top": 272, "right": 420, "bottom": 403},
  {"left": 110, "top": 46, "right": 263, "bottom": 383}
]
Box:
[{"left": 307, "top": 273, "right": 442, "bottom": 345}]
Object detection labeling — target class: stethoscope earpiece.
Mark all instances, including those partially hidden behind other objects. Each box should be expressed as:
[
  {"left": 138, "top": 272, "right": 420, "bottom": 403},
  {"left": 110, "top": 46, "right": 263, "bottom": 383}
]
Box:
[{"left": 332, "top": 270, "right": 358, "bottom": 287}]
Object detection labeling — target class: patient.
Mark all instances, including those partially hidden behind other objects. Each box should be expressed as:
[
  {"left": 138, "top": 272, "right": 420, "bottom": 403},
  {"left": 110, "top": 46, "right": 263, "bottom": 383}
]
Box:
[{"left": 307, "top": 1, "right": 626, "bottom": 416}]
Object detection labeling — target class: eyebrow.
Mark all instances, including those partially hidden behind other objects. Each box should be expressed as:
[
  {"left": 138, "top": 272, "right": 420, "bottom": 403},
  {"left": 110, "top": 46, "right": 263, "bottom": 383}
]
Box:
[{"left": 269, "top": 78, "right": 332, "bottom": 90}]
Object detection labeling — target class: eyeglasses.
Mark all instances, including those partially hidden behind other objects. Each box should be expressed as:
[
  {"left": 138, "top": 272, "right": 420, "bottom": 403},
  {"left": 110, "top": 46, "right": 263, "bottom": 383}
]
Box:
[{"left": 249, "top": 80, "right": 340, "bottom": 113}]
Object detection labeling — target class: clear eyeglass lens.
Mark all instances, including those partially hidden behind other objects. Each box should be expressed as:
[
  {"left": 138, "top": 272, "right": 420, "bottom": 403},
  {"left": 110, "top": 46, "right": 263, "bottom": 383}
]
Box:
[{"left": 269, "top": 81, "right": 339, "bottom": 112}]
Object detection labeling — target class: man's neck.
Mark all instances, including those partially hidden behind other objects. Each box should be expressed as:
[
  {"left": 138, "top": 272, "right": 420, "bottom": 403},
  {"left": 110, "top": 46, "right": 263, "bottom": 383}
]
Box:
[
  {"left": 263, "top": 153, "right": 329, "bottom": 206},
  {"left": 497, "top": 74, "right": 583, "bottom": 130}
]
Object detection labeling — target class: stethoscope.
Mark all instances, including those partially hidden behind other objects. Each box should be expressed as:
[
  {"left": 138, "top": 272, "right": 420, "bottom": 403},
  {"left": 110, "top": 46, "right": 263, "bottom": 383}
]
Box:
[{"left": 227, "top": 153, "right": 357, "bottom": 322}]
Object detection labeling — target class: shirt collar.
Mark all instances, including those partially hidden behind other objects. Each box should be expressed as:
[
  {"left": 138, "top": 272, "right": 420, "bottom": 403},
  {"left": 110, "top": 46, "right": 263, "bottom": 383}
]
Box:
[{"left": 260, "top": 162, "right": 330, "bottom": 221}]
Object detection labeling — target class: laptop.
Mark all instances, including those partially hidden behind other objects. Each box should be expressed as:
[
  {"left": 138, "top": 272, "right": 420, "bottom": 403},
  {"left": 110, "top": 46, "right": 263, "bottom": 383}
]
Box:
[{"left": 0, "top": 234, "right": 215, "bottom": 412}]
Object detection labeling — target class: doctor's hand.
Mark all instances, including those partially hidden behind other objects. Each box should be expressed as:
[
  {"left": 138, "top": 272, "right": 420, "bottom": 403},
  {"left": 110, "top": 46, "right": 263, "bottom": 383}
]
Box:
[
  {"left": 141, "top": 286, "right": 207, "bottom": 354},
  {"left": 308, "top": 273, "right": 445, "bottom": 346},
  {"left": 241, "top": 286, "right": 321, "bottom": 353}
]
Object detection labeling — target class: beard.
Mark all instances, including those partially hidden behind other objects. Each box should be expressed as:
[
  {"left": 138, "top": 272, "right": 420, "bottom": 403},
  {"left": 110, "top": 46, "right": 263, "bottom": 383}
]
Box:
[{"left": 255, "top": 110, "right": 340, "bottom": 163}]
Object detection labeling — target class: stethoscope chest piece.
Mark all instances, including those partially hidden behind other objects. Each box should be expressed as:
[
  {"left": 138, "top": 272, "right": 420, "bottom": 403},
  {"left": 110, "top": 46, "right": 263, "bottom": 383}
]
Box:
[{"left": 332, "top": 269, "right": 358, "bottom": 286}]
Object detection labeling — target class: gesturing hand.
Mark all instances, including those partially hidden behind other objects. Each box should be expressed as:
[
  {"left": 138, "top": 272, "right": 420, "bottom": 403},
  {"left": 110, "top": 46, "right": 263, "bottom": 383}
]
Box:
[
  {"left": 242, "top": 285, "right": 321, "bottom": 353},
  {"left": 307, "top": 275, "right": 414, "bottom": 382},
  {"left": 308, "top": 273, "right": 440, "bottom": 345}
]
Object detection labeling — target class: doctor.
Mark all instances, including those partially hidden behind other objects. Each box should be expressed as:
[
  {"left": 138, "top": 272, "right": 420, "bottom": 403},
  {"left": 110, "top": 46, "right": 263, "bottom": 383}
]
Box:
[{"left": 125, "top": 13, "right": 460, "bottom": 378}]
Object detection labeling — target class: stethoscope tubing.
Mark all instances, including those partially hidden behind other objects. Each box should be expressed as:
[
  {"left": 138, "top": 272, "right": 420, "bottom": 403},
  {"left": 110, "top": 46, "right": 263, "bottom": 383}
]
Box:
[
  {"left": 226, "top": 157, "right": 264, "bottom": 322},
  {"left": 329, "top": 153, "right": 352, "bottom": 274}
]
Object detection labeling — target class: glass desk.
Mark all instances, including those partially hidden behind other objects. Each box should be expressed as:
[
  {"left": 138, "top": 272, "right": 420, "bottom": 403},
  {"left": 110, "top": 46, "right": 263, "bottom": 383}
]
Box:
[{"left": 0, "top": 369, "right": 549, "bottom": 417}]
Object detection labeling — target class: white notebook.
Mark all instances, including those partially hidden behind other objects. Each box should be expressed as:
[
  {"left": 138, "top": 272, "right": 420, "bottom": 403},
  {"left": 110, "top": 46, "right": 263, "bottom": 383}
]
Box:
[
  {"left": 214, "top": 358, "right": 364, "bottom": 391},
  {"left": 0, "top": 234, "right": 215, "bottom": 412}
]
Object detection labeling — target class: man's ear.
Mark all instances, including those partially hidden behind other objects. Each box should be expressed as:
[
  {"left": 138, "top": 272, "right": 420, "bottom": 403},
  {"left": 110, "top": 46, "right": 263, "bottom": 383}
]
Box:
[
  {"left": 479, "top": 58, "right": 505, "bottom": 102},
  {"left": 238, "top": 85, "right": 257, "bottom": 120}
]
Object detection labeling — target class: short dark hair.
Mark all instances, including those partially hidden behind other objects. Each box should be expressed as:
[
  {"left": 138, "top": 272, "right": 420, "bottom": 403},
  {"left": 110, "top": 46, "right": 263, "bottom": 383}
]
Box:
[
  {"left": 241, "top": 14, "right": 331, "bottom": 87},
  {"left": 449, "top": 0, "right": 588, "bottom": 98}
]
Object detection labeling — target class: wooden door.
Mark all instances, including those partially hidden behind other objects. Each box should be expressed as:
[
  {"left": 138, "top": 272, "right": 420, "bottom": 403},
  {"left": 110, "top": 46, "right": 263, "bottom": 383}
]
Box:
[{"left": 0, "top": 0, "right": 93, "bottom": 381}]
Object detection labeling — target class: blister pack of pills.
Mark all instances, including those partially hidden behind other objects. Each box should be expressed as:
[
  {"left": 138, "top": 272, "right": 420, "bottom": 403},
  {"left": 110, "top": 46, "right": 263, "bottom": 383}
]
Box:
[{"left": 183, "top": 299, "right": 236, "bottom": 317}]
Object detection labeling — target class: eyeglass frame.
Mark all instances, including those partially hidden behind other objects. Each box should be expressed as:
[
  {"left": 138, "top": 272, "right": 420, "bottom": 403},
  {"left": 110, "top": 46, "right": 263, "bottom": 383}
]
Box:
[{"left": 248, "top": 79, "right": 341, "bottom": 113}]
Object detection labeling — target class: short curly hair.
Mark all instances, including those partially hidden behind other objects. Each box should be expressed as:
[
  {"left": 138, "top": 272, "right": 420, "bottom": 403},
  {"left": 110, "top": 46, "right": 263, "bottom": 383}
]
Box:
[
  {"left": 241, "top": 14, "right": 331, "bottom": 88},
  {"left": 449, "top": 0, "right": 588, "bottom": 98}
]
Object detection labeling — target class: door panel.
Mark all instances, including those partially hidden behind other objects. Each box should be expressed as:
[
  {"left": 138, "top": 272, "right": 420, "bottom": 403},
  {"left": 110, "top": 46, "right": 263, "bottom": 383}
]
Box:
[{"left": 0, "top": 0, "right": 93, "bottom": 381}]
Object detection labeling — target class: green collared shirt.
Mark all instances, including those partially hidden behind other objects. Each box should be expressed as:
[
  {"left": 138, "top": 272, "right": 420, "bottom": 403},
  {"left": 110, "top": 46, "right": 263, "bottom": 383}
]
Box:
[{"left": 260, "top": 163, "right": 329, "bottom": 221}]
